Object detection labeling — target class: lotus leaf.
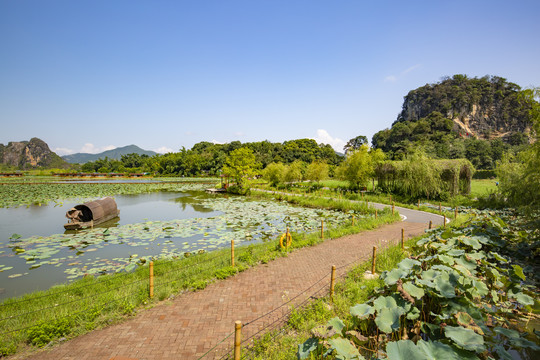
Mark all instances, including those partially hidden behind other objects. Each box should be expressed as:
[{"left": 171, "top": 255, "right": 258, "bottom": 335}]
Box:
[
  {"left": 326, "top": 317, "right": 345, "bottom": 336},
  {"left": 417, "top": 339, "right": 461, "bottom": 360},
  {"left": 386, "top": 340, "right": 428, "bottom": 360},
  {"left": 406, "top": 306, "right": 420, "bottom": 320},
  {"left": 297, "top": 337, "right": 319, "bottom": 359},
  {"left": 382, "top": 267, "right": 409, "bottom": 286},
  {"left": 511, "top": 292, "right": 534, "bottom": 306},
  {"left": 444, "top": 326, "right": 485, "bottom": 353},
  {"left": 373, "top": 295, "right": 397, "bottom": 312},
  {"left": 350, "top": 304, "right": 374, "bottom": 319},
  {"left": 374, "top": 307, "right": 402, "bottom": 333},
  {"left": 402, "top": 281, "right": 424, "bottom": 299},
  {"left": 327, "top": 338, "right": 363, "bottom": 360}
]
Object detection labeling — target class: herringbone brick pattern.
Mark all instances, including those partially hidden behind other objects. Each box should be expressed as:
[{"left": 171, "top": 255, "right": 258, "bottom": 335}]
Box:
[{"left": 15, "top": 222, "right": 428, "bottom": 360}]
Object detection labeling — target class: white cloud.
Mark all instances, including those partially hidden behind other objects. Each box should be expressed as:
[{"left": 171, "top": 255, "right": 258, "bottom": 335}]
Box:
[
  {"left": 211, "top": 139, "right": 224, "bottom": 144},
  {"left": 80, "top": 143, "right": 117, "bottom": 154},
  {"left": 384, "top": 64, "right": 422, "bottom": 83},
  {"left": 53, "top": 147, "right": 75, "bottom": 156},
  {"left": 403, "top": 64, "right": 421, "bottom": 74},
  {"left": 154, "top": 146, "right": 174, "bottom": 154},
  {"left": 312, "top": 129, "right": 346, "bottom": 152}
]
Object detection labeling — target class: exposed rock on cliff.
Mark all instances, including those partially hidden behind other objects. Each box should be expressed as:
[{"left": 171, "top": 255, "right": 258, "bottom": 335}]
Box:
[
  {"left": 395, "top": 75, "right": 533, "bottom": 141},
  {"left": 0, "top": 138, "right": 69, "bottom": 169}
]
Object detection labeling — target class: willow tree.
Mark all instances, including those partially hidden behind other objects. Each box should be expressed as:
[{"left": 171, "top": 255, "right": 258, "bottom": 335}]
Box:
[{"left": 336, "top": 145, "right": 373, "bottom": 190}]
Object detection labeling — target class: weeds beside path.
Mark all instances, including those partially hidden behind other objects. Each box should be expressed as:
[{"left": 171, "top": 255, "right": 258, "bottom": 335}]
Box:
[{"left": 13, "top": 221, "right": 429, "bottom": 360}]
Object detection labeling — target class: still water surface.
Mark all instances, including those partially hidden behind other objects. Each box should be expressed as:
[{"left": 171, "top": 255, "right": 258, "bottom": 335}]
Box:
[{"left": 0, "top": 191, "right": 222, "bottom": 299}]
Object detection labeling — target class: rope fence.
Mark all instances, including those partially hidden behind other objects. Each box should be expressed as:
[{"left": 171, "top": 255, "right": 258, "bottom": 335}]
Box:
[{"left": 1, "top": 206, "right": 434, "bottom": 358}]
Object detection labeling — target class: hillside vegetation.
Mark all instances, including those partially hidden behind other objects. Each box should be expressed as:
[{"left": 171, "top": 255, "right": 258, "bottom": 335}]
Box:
[{"left": 372, "top": 75, "right": 535, "bottom": 169}]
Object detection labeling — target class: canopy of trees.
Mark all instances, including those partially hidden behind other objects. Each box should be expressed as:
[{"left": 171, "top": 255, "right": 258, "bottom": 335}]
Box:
[{"left": 81, "top": 139, "right": 343, "bottom": 176}]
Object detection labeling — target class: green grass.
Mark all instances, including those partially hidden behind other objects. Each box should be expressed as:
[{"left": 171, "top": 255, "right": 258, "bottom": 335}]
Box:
[
  {"left": 470, "top": 178, "right": 498, "bottom": 197},
  {"left": 230, "top": 231, "right": 424, "bottom": 359},
  {"left": 0, "top": 193, "right": 400, "bottom": 357}
]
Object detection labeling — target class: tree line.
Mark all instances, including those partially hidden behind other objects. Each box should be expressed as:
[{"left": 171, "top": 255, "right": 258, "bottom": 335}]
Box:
[{"left": 80, "top": 139, "right": 343, "bottom": 175}]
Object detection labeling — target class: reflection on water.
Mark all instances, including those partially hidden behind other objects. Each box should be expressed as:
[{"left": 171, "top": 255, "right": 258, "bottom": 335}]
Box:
[
  {"left": 0, "top": 191, "right": 220, "bottom": 240},
  {"left": 0, "top": 191, "right": 223, "bottom": 299}
]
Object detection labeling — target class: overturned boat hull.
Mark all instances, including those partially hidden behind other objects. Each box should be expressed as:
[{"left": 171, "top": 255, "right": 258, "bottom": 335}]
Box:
[{"left": 64, "top": 197, "right": 120, "bottom": 230}]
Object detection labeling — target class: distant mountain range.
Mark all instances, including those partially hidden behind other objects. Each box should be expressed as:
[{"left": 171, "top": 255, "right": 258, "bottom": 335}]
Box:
[{"left": 62, "top": 145, "right": 157, "bottom": 164}]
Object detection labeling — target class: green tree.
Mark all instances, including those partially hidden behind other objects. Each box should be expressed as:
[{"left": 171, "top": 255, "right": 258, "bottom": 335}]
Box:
[
  {"left": 283, "top": 161, "right": 303, "bottom": 184},
  {"left": 336, "top": 145, "right": 373, "bottom": 190},
  {"left": 343, "top": 135, "right": 368, "bottom": 154},
  {"left": 263, "top": 162, "right": 286, "bottom": 187},
  {"left": 222, "top": 147, "right": 261, "bottom": 190},
  {"left": 496, "top": 88, "right": 540, "bottom": 216},
  {"left": 305, "top": 161, "right": 329, "bottom": 183}
]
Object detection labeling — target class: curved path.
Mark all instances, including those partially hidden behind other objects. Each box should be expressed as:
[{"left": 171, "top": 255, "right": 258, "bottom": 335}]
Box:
[{"left": 14, "top": 200, "right": 443, "bottom": 360}]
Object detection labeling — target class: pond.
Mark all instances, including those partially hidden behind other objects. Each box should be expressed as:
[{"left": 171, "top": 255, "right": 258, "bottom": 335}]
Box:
[{"left": 0, "top": 189, "right": 354, "bottom": 300}]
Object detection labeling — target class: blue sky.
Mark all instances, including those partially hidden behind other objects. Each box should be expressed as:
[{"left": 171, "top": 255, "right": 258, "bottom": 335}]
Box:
[{"left": 1, "top": 0, "right": 539, "bottom": 155}]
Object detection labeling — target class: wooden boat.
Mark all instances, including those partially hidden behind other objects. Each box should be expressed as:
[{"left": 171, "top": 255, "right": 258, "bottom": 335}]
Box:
[{"left": 64, "top": 197, "right": 120, "bottom": 230}]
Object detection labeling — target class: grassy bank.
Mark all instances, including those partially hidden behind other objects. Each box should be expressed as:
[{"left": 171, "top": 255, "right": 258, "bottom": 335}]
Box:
[
  {"left": 0, "top": 194, "right": 399, "bottom": 357},
  {"left": 233, "top": 212, "right": 539, "bottom": 359}
]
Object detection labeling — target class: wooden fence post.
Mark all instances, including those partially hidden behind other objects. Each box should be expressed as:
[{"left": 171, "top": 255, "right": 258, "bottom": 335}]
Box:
[
  {"left": 418, "top": 199, "right": 420, "bottom": 209},
  {"left": 429, "top": 220, "right": 432, "bottom": 229},
  {"left": 234, "top": 320, "right": 242, "bottom": 360},
  {"left": 231, "top": 240, "right": 235, "bottom": 268},
  {"left": 330, "top": 265, "right": 336, "bottom": 300},
  {"left": 439, "top": 202, "right": 442, "bottom": 213},
  {"left": 401, "top": 229, "right": 404, "bottom": 250},
  {"left": 371, "top": 246, "right": 377, "bottom": 274},
  {"left": 149, "top": 261, "right": 154, "bottom": 299},
  {"left": 321, "top": 220, "right": 324, "bottom": 239},
  {"left": 392, "top": 202, "right": 395, "bottom": 215},
  {"left": 375, "top": 209, "right": 378, "bottom": 219},
  {"left": 443, "top": 215, "right": 447, "bottom": 228},
  {"left": 352, "top": 214, "right": 355, "bottom": 226}
]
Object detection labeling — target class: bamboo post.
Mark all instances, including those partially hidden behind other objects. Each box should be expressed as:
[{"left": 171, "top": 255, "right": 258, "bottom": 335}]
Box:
[
  {"left": 375, "top": 209, "right": 378, "bottom": 219},
  {"left": 234, "top": 321, "right": 242, "bottom": 360},
  {"left": 455, "top": 207, "right": 458, "bottom": 219},
  {"left": 330, "top": 265, "right": 336, "bottom": 300},
  {"left": 231, "top": 240, "right": 235, "bottom": 267},
  {"left": 439, "top": 202, "right": 442, "bottom": 213},
  {"left": 429, "top": 220, "right": 432, "bottom": 229},
  {"left": 361, "top": 192, "right": 364, "bottom": 199},
  {"left": 149, "top": 261, "right": 154, "bottom": 299},
  {"left": 321, "top": 220, "right": 324, "bottom": 239},
  {"left": 352, "top": 214, "right": 355, "bottom": 226},
  {"left": 443, "top": 215, "right": 447, "bottom": 228},
  {"left": 371, "top": 246, "right": 377, "bottom": 274},
  {"left": 389, "top": 194, "right": 392, "bottom": 203},
  {"left": 392, "top": 202, "right": 395, "bottom": 215},
  {"left": 418, "top": 199, "right": 420, "bottom": 209},
  {"left": 401, "top": 229, "right": 404, "bottom": 250},
  {"left": 286, "top": 227, "right": 290, "bottom": 251}
]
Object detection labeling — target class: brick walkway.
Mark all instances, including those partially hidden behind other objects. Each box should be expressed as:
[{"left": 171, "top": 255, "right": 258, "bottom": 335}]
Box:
[{"left": 16, "top": 221, "right": 428, "bottom": 360}]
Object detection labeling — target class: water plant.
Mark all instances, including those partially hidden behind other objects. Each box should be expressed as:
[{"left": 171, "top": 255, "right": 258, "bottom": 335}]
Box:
[{"left": 298, "top": 214, "right": 539, "bottom": 359}]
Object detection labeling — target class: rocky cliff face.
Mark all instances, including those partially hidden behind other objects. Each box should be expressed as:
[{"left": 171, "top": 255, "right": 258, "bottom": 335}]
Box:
[
  {"left": 396, "top": 75, "right": 533, "bottom": 142},
  {"left": 0, "top": 138, "right": 69, "bottom": 169}
]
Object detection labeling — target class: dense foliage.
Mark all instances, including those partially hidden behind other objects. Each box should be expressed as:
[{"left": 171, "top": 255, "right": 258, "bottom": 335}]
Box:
[
  {"left": 80, "top": 139, "right": 343, "bottom": 176},
  {"left": 372, "top": 75, "right": 534, "bottom": 168},
  {"left": 299, "top": 214, "right": 539, "bottom": 359},
  {"left": 494, "top": 88, "right": 540, "bottom": 220}
]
